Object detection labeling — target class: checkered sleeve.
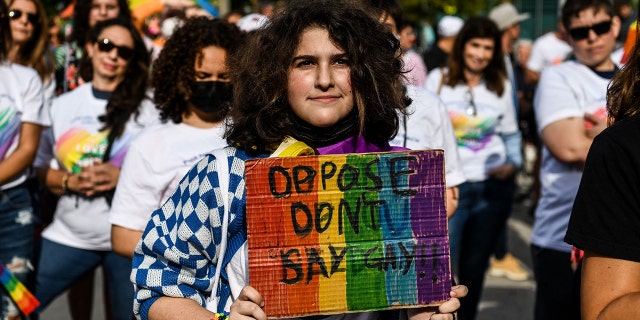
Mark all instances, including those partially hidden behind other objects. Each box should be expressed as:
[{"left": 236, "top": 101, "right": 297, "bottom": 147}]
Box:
[{"left": 131, "top": 148, "right": 249, "bottom": 320}]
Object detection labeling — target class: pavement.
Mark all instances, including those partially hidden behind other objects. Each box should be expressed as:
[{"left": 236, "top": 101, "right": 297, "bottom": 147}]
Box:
[{"left": 41, "top": 173, "right": 539, "bottom": 320}]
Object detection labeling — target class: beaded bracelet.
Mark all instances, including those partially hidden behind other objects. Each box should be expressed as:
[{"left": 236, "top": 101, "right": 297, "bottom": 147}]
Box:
[
  {"left": 211, "top": 311, "right": 229, "bottom": 320},
  {"left": 61, "top": 173, "right": 70, "bottom": 193}
]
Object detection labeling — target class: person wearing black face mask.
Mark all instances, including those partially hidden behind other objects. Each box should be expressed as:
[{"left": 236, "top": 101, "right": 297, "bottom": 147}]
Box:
[
  {"left": 189, "top": 80, "right": 233, "bottom": 115},
  {"left": 108, "top": 17, "right": 244, "bottom": 259}
]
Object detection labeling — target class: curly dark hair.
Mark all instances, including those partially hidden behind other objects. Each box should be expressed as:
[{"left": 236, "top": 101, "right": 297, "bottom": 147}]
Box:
[
  {"left": 446, "top": 17, "right": 506, "bottom": 96},
  {"left": 8, "top": 0, "right": 54, "bottom": 81},
  {"left": 71, "top": 0, "right": 131, "bottom": 48},
  {"left": 226, "top": 0, "right": 409, "bottom": 155},
  {"left": 152, "top": 17, "right": 244, "bottom": 124},
  {"left": 82, "top": 18, "right": 150, "bottom": 142}
]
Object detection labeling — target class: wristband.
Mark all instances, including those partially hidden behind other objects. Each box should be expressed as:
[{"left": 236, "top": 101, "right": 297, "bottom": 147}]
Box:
[
  {"left": 61, "top": 173, "right": 70, "bottom": 193},
  {"left": 211, "top": 312, "right": 229, "bottom": 320}
]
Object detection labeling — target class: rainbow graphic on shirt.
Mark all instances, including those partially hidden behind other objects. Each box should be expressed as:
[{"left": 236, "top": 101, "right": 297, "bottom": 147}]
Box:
[
  {"left": 245, "top": 150, "right": 451, "bottom": 318},
  {"left": 448, "top": 111, "right": 498, "bottom": 152},
  {"left": 55, "top": 128, "right": 134, "bottom": 172},
  {"left": 0, "top": 263, "right": 40, "bottom": 316},
  {"left": 0, "top": 98, "right": 20, "bottom": 161}
]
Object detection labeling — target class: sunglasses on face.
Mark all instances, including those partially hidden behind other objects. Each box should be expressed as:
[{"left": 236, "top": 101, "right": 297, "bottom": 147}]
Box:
[
  {"left": 568, "top": 20, "right": 612, "bottom": 41},
  {"left": 96, "top": 38, "right": 134, "bottom": 60},
  {"left": 8, "top": 9, "right": 38, "bottom": 25}
]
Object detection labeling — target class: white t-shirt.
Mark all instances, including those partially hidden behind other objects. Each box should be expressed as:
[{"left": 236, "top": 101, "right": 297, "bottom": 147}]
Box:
[
  {"left": 109, "top": 121, "right": 228, "bottom": 232},
  {"left": 526, "top": 32, "right": 572, "bottom": 73},
  {"left": 391, "top": 85, "right": 465, "bottom": 188},
  {"left": 532, "top": 60, "right": 611, "bottom": 252},
  {"left": 424, "top": 68, "right": 519, "bottom": 182},
  {"left": 35, "top": 83, "right": 159, "bottom": 250},
  {"left": 0, "top": 62, "right": 47, "bottom": 189},
  {"left": 402, "top": 49, "right": 427, "bottom": 87}
]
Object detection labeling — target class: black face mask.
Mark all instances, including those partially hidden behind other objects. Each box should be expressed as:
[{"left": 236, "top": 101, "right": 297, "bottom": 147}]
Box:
[{"left": 189, "top": 81, "right": 233, "bottom": 114}]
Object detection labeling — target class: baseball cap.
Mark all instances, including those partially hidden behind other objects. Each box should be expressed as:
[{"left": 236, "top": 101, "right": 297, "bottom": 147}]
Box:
[
  {"left": 489, "top": 3, "right": 530, "bottom": 31},
  {"left": 236, "top": 13, "right": 269, "bottom": 32},
  {"left": 437, "top": 15, "right": 464, "bottom": 37}
]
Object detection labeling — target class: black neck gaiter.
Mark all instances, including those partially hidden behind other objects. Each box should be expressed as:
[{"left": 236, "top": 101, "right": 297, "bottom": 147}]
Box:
[{"left": 290, "top": 110, "right": 358, "bottom": 148}]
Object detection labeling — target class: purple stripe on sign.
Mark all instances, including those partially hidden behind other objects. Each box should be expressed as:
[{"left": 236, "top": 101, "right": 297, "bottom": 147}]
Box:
[{"left": 409, "top": 151, "right": 450, "bottom": 304}]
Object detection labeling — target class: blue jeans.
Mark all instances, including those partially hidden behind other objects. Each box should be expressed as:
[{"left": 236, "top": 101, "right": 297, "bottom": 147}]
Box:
[
  {"left": 448, "top": 178, "right": 514, "bottom": 320},
  {"left": 34, "top": 239, "right": 134, "bottom": 320},
  {"left": 0, "top": 185, "right": 35, "bottom": 319}
]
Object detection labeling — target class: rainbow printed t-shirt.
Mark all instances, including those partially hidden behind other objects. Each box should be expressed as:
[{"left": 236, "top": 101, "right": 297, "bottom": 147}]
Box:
[
  {"left": 0, "top": 62, "right": 46, "bottom": 190},
  {"left": 36, "top": 83, "right": 158, "bottom": 250},
  {"left": 0, "top": 96, "right": 20, "bottom": 161},
  {"left": 532, "top": 60, "right": 614, "bottom": 253},
  {"left": 424, "top": 68, "right": 519, "bottom": 182}
]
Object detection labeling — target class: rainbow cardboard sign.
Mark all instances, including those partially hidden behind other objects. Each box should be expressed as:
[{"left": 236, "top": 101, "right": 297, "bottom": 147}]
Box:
[{"left": 245, "top": 150, "right": 451, "bottom": 318}]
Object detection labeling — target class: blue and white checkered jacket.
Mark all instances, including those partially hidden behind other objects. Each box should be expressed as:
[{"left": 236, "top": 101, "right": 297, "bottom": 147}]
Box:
[{"left": 131, "top": 147, "right": 262, "bottom": 320}]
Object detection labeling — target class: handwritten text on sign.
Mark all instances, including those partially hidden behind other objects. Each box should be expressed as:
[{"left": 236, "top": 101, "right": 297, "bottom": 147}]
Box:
[{"left": 245, "top": 150, "right": 451, "bottom": 318}]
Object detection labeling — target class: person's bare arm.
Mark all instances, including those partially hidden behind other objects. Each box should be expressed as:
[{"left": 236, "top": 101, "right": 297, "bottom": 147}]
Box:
[
  {"left": 581, "top": 250, "right": 640, "bottom": 320},
  {"left": 524, "top": 68, "right": 540, "bottom": 85},
  {"left": 445, "top": 187, "right": 458, "bottom": 219},
  {"left": 0, "top": 123, "right": 42, "bottom": 184},
  {"left": 111, "top": 225, "right": 143, "bottom": 258},
  {"left": 540, "top": 116, "right": 605, "bottom": 166},
  {"left": 148, "top": 297, "right": 217, "bottom": 320}
]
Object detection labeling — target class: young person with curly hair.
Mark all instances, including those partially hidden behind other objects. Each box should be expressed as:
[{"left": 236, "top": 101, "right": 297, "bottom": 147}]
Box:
[
  {"left": 109, "top": 17, "right": 244, "bottom": 259},
  {"left": 33, "top": 17, "right": 158, "bottom": 320},
  {"left": 131, "top": 1, "right": 467, "bottom": 320}
]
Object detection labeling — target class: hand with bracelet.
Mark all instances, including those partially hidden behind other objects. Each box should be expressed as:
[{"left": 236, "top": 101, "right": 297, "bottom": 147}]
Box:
[{"left": 57, "top": 161, "right": 120, "bottom": 197}]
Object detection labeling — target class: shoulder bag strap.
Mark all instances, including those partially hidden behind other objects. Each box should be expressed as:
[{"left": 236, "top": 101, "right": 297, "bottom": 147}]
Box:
[{"left": 206, "top": 148, "right": 230, "bottom": 312}]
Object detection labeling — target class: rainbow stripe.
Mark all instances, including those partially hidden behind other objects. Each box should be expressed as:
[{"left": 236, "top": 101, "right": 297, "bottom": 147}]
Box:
[
  {"left": 246, "top": 150, "right": 451, "bottom": 318},
  {"left": 0, "top": 263, "right": 39, "bottom": 316}
]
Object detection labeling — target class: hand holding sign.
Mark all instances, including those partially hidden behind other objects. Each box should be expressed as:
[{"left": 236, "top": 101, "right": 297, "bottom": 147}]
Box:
[{"left": 245, "top": 150, "right": 451, "bottom": 318}]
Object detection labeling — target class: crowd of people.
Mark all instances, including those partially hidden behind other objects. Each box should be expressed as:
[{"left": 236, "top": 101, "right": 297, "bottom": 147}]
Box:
[{"left": 0, "top": 0, "right": 639, "bottom": 320}]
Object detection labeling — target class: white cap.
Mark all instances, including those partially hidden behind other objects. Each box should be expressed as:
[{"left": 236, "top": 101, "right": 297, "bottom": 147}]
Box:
[
  {"left": 437, "top": 15, "right": 464, "bottom": 37},
  {"left": 236, "top": 13, "right": 269, "bottom": 32},
  {"left": 489, "top": 3, "right": 530, "bottom": 31}
]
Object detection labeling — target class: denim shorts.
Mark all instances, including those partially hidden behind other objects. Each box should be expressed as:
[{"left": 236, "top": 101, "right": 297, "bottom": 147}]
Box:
[{"left": 0, "top": 185, "right": 35, "bottom": 319}]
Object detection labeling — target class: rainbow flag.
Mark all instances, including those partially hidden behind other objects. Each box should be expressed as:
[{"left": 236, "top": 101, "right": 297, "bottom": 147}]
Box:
[
  {"left": 245, "top": 150, "right": 451, "bottom": 318},
  {"left": 0, "top": 263, "right": 40, "bottom": 316}
]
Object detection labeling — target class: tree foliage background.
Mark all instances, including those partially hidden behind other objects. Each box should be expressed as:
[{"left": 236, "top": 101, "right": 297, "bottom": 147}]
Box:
[
  {"left": 399, "top": 0, "right": 501, "bottom": 23},
  {"left": 43, "top": 0, "right": 513, "bottom": 25}
]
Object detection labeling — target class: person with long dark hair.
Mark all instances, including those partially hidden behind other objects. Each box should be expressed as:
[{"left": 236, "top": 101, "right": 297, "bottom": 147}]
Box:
[
  {"left": 7, "top": 0, "right": 53, "bottom": 91},
  {"left": 0, "top": 0, "right": 47, "bottom": 318},
  {"left": 54, "top": 0, "right": 131, "bottom": 95},
  {"left": 33, "top": 17, "right": 157, "bottom": 320},
  {"left": 424, "top": 16, "right": 522, "bottom": 320},
  {"left": 132, "top": 1, "right": 467, "bottom": 320}
]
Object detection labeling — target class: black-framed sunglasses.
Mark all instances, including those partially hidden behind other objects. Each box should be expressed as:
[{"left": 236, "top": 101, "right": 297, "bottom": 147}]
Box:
[
  {"left": 465, "top": 89, "right": 477, "bottom": 117},
  {"left": 8, "top": 9, "right": 38, "bottom": 25},
  {"left": 96, "top": 38, "right": 135, "bottom": 60},
  {"left": 568, "top": 20, "right": 612, "bottom": 41}
]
